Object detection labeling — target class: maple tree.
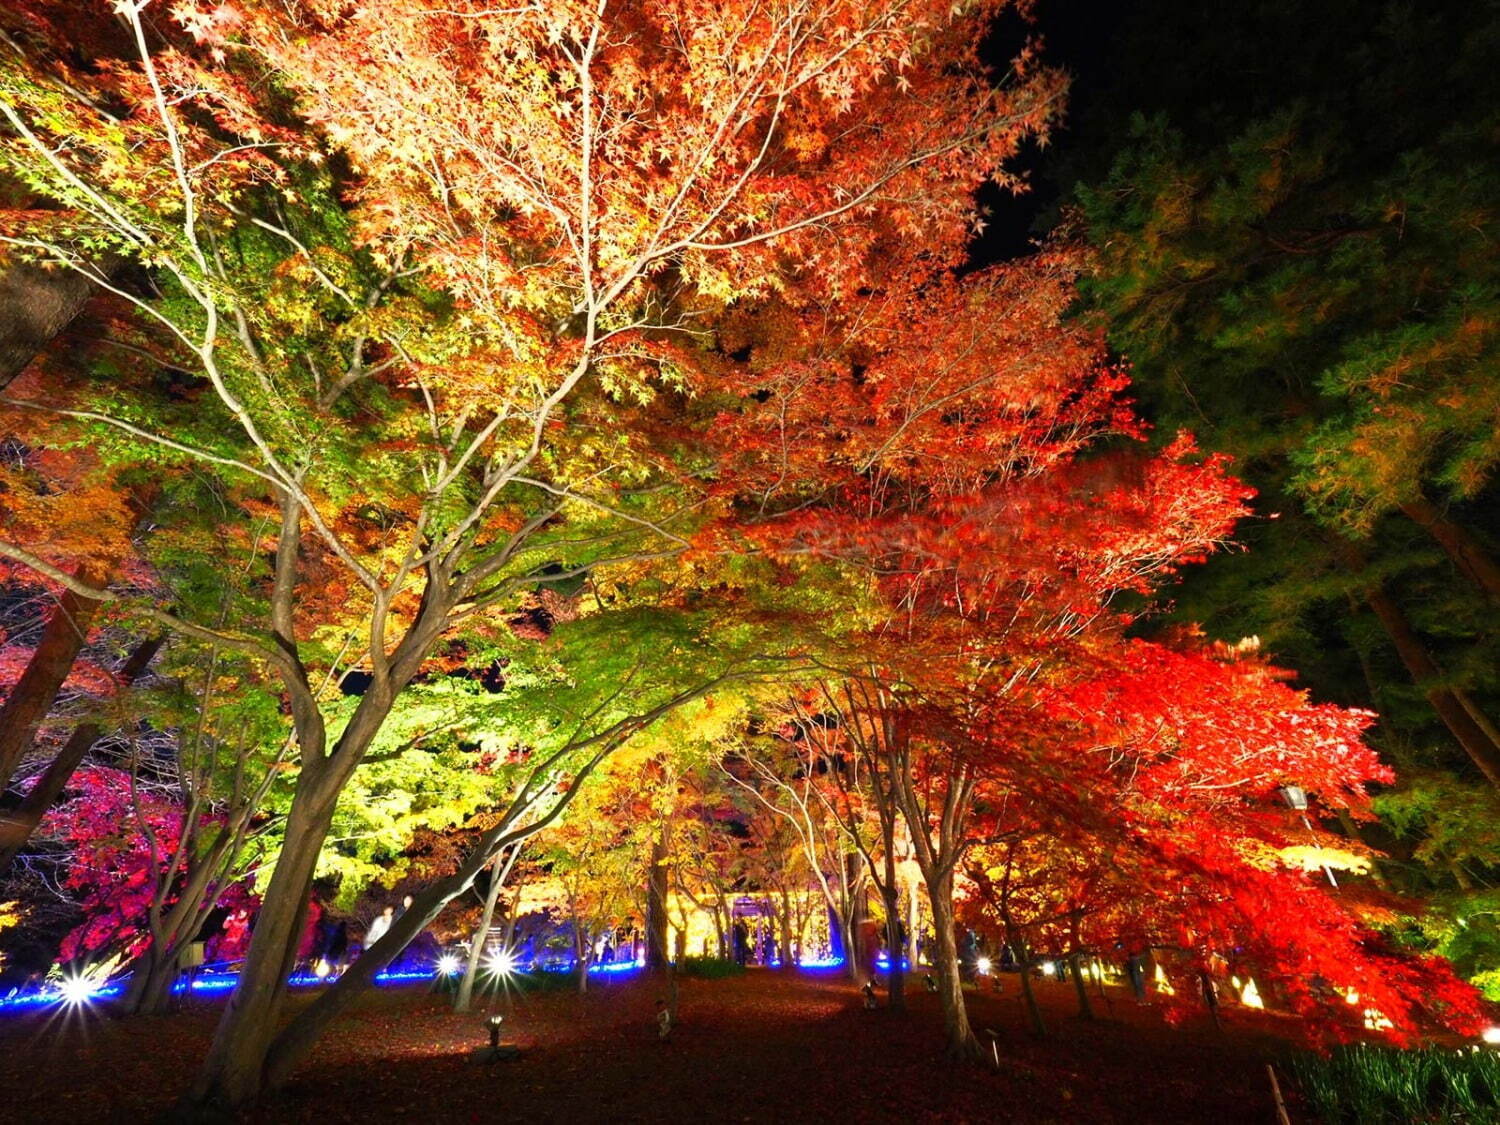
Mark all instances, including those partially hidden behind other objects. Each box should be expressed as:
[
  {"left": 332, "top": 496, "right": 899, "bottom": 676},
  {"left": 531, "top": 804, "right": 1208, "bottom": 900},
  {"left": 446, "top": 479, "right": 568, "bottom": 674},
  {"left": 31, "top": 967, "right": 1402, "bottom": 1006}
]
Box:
[
  {"left": 706, "top": 245, "right": 1246, "bottom": 1053},
  {"left": 0, "top": 0, "right": 1063, "bottom": 1104},
  {"left": 703, "top": 227, "right": 1491, "bottom": 1058},
  {"left": 729, "top": 708, "right": 873, "bottom": 979},
  {"left": 39, "top": 763, "right": 260, "bottom": 988},
  {"left": 961, "top": 635, "right": 1484, "bottom": 1042},
  {"left": 0, "top": 0, "right": 1490, "bottom": 1110}
]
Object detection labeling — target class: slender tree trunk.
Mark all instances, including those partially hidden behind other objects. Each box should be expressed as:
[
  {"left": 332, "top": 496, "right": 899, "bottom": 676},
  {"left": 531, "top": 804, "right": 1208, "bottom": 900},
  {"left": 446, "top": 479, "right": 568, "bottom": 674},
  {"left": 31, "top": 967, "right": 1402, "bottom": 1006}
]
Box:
[
  {"left": 574, "top": 912, "right": 590, "bottom": 994},
  {"left": 840, "top": 902, "right": 863, "bottom": 982},
  {"left": 456, "top": 850, "right": 507, "bottom": 1013},
  {"left": 1364, "top": 585, "right": 1500, "bottom": 786},
  {"left": 882, "top": 849, "right": 905, "bottom": 1010},
  {"left": 1066, "top": 913, "right": 1093, "bottom": 1020},
  {"left": 1069, "top": 953, "right": 1094, "bottom": 1020},
  {"left": 502, "top": 888, "right": 522, "bottom": 950},
  {"left": 711, "top": 900, "right": 726, "bottom": 960},
  {"left": 925, "top": 870, "right": 979, "bottom": 1058},
  {"left": 905, "top": 876, "right": 920, "bottom": 969},
  {"left": 0, "top": 634, "right": 162, "bottom": 871},
  {"left": 0, "top": 567, "right": 109, "bottom": 791},
  {"left": 1400, "top": 496, "right": 1500, "bottom": 602},
  {"left": 844, "top": 852, "right": 867, "bottom": 982},
  {"left": 645, "top": 825, "right": 670, "bottom": 972},
  {"left": 778, "top": 887, "right": 794, "bottom": 971},
  {"left": 1003, "top": 918, "right": 1046, "bottom": 1037}
]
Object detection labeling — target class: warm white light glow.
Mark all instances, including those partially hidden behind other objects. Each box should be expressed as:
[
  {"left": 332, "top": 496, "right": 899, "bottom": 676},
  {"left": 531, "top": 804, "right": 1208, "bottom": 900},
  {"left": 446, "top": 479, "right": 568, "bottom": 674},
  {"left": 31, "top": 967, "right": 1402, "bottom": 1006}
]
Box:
[
  {"left": 438, "top": 954, "right": 461, "bottom": 976},
  {"left": 976, "top": 957, "right": 992, "bottom": 975},
  {"left": 1154, "top": 963, "right": 1175, "bottom": 996},
  {"left": 313, "top": 958, "right": 332, "bottom": 979},
  {"left": 58, "top": 974, "right": 94, "bottom": 1006},
  {"left": 1240, "top": 978, "right": 1264, "bottom": 1009},
  {"left": 1345, "top": 989, "right": 1360, "bottom": 1005},
  {"left": 1482, "top": 1027, "right": 1500, "bottom": 1046},
  {"left": 1363, "top": 1007, "right": 1393, "bottom": 1032},
  {"left": 487, "top": 949, "right": 516, "bottom": 976},
  {"left": 1040, "top": 961, "right": 1055, "bottom": 977}
]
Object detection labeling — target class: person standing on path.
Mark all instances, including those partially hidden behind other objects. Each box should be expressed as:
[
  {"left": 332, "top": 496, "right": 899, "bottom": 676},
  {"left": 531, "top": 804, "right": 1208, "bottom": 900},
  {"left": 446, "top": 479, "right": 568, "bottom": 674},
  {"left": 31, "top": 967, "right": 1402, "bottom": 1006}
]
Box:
[{"left": 366, "top": 905, "right": 395, "bottom": 950}]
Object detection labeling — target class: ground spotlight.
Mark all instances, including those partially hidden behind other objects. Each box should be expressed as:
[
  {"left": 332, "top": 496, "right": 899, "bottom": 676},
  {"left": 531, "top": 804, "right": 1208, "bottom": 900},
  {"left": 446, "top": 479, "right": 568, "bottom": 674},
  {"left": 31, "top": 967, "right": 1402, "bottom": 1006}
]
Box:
[
  {"left": 976, "top": 956, "right": 992, "bottom": 975},
  {"left": 486, "top": 948, "right": 516, "bottom": 976},
  {"left": 468, "top": 1012, "right": 520, "bottom": 1064},
  {"left": 58, "top": 974, "right": 95, "bottom": 1006},
  {"left": 438, "top": 954, "right": 461, "bottom": 976},
  {"left": 1483, "top": 1026, "right": 1500, "bottom": 1046}
]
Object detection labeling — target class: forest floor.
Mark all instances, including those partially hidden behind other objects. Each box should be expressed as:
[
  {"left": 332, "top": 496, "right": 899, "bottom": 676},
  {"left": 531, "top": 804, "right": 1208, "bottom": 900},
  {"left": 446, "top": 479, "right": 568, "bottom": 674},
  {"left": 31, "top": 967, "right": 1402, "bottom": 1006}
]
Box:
[{"left": 0, "top": 968, "right": 1316, "bottom": 1123}]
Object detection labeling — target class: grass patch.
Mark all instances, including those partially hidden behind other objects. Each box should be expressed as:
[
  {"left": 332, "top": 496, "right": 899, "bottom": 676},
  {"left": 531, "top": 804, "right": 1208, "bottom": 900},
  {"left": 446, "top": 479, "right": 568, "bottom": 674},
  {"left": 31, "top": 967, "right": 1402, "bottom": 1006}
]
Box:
[
  {"left": 1288, "top": 1043, "right": 1500, "bottom": 1123},
  {"left": 676, "top": 957, "right": 744, "bottom": 979}
]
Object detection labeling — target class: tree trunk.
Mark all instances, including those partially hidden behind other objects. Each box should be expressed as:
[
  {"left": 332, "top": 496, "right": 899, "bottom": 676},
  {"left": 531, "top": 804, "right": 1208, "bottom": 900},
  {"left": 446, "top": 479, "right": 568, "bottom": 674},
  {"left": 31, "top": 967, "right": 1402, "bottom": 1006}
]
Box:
[
  {"left": 1364, "top": 585, "right": 1500, "bottom": 786},
  {"left": 645, "top": 825, "right": 670, "bottom": 972},
  {"left": 1334, "top": 808, "right": 1392, "bottom": 891},
  {"left": 0, "top": 567, "right": 109, "bottom": 792},
  {"left": 711, "top": 900, "right": 726, "bottom": 960},
  {"left": 1069, "top": 953, "right": 1094, "bottom": 1020},
  {"left": 844, "top": 852, "right": 868, "bottom": 982},
  {"left": 778, "top": 887, "right": 795, "bottom": 971},
  {"left": 189, "top": 788, "right": 335, "bottom": 1109},
  {"left": 1400, "top": 496, "right": 1500, "bottom": 602},
  {"left": 574, "top": 912, "right": 590, "bottom": 994},
  {"left": 0, "top": 634, "right": 163, "bottom": 871},
  {"left": 926, "top": 870, "right": 979, "bottom": 1058},
  {"left": 124, "top": 941, "right": 182, "bottom": 1016},
  {"left": 1004, "top": 921, "right": 1047, "bottom": 1037},
  {"left": 1017, "top": 957, "right": 1046, "bottom": 1037},
  {"left": 882, "top": 851, "right": 905, "bottom": 1010},
  {"left": 0, "top": 261, "right": 102, "bottom": 389},
  {"left": 263, "top": 775, "right": 582, "bottom": 1094},
  {"left": 126, "top": 874, "right": 218, "bottom": 1016},
  {"left": 262, "top": 879, "right": 459, "bottom": 1093},
  {"left": 838, "top": 903, "right": 862, "bottom": 981},
  {"left": 455, "top": 850, "right": 508, "bottom": 1013},
  {"left": 905, "top": 877, "right": 921, "bottom": 970}
]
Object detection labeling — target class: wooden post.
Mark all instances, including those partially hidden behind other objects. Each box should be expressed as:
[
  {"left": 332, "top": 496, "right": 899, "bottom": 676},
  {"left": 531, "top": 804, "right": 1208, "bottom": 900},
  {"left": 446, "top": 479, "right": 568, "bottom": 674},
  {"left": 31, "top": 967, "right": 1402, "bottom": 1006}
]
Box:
[{"left": 1266, "top": 1064, "right": 1292, "bottom": 1125}]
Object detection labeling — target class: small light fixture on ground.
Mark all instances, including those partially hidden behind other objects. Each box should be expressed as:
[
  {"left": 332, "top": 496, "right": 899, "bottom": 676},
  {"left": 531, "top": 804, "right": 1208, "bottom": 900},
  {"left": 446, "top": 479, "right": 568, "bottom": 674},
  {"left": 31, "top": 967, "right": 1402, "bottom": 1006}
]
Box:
[
  {"left": 437, "top": 954, "right": 460, "bottom": 976},
  {"left": 469, "top": 1013, "right": 521, "bottom": 1064},
  {"left": 1482, "top": 1026, "right": 1500, "bottom": 1046},
  {"left": 486, "top": 949, "right": 516, "bottom": 977},
  {"left": 975, "top": 956, "right": 992, "bottom": 975}
]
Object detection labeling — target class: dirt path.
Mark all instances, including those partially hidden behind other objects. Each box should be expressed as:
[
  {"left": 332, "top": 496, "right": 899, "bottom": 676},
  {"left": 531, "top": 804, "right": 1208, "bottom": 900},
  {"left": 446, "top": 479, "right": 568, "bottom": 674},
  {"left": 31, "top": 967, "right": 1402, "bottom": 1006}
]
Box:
[{"left": 0, "top": 969, "right": 1306, "bottom": 1122}]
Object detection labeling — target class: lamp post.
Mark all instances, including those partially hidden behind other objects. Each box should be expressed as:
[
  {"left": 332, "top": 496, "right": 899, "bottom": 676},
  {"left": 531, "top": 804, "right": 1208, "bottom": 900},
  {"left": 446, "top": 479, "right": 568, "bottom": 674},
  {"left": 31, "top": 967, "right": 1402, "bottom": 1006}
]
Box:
[{"left": 1278, "top": 785, "right": 1337, "bottom": 888}]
